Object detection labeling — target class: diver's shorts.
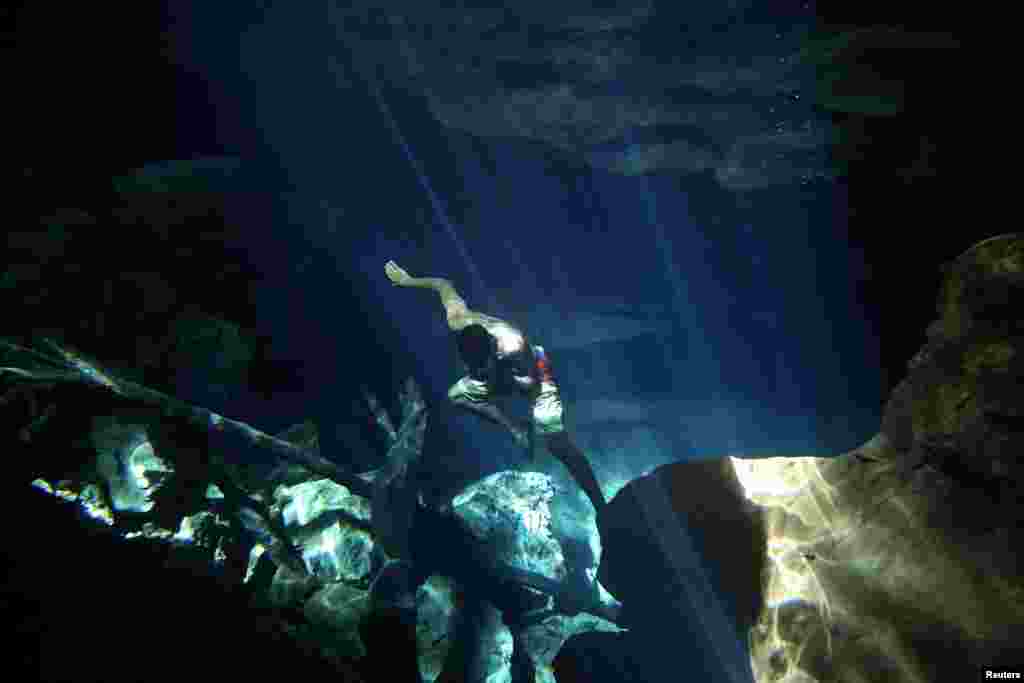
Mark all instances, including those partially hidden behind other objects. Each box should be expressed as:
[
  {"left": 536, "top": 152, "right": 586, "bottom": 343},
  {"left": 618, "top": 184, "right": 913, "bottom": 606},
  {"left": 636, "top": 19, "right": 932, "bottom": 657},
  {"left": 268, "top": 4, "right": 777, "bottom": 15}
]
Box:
[
  {"left": 531, "top": 378, "right": 564, "bottom": 435},
  {"left": 530, "top": 345, "right": 564, "bottom": 434}
]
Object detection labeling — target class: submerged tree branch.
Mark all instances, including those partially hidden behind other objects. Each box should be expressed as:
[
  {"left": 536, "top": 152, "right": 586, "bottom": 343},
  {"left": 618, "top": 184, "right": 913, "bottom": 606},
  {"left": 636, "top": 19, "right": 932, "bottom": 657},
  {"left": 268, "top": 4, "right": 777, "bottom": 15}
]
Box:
[{"left": 1, "top": 338, "right": 374, "bottom": 498}]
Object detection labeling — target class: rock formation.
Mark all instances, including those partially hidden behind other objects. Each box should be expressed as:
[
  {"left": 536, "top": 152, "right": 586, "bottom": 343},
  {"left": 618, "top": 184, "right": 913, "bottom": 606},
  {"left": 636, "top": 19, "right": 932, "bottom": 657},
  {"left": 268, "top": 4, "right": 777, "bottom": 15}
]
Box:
[{"left": 558, "top": 234, "right": 1023, "bottom": 682}]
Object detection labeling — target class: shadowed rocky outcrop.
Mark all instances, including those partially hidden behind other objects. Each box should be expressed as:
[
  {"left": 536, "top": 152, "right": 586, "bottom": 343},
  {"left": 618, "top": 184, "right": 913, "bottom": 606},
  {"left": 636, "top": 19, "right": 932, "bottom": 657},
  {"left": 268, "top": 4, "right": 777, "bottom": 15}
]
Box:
[{"left": 557, "top": 235, "right": 1023, "bottom": 682}]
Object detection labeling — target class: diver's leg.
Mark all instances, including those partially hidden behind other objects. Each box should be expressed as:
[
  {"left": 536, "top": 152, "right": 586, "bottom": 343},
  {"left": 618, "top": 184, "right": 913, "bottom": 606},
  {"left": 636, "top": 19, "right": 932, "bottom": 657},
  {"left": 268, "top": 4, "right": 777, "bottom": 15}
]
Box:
[
  {"left": 543, "top": 432, "right": 606, "bottom": 513},
  {"left": 448, "top": 376, "right": 530, "bottom": 448},
  {"left": 529, "top": 365, "right": 606, "bottom": 512}
]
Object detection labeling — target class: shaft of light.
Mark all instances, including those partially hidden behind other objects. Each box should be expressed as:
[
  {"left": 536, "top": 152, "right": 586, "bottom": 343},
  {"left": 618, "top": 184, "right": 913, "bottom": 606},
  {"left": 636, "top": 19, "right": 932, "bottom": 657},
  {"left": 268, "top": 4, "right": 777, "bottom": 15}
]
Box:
[{"left": 358, "top": 57, "right": 496, "bottom": 313}]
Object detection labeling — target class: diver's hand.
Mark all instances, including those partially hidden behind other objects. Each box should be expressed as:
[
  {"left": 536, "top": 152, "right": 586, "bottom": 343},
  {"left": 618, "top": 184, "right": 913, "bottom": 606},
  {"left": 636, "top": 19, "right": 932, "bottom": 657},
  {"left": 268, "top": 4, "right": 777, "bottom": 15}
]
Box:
[{"left": 385, "top": 260, "right": 413, "bottom": 286}]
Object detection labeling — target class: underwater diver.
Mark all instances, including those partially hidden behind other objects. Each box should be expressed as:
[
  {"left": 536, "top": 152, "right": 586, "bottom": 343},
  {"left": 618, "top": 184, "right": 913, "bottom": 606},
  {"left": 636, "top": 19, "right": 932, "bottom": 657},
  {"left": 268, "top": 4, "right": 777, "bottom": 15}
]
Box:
[{"left": 384, "top": 260, "right": 606, "bottom": 513}]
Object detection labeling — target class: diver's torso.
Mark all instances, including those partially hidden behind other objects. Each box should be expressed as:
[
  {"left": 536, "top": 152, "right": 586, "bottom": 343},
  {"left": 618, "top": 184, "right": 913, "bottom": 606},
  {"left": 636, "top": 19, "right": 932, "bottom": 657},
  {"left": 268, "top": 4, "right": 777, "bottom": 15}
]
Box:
[{"left": 461, "top": 311, "right": 538, "bottom": 391}]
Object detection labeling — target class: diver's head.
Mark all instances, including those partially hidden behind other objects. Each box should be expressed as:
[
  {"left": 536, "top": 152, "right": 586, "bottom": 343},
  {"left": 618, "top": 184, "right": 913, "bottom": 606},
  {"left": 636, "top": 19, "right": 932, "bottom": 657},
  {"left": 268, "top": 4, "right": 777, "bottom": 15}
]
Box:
[{"left": 455, "top": 323, "right": 496, "bottom": 374}]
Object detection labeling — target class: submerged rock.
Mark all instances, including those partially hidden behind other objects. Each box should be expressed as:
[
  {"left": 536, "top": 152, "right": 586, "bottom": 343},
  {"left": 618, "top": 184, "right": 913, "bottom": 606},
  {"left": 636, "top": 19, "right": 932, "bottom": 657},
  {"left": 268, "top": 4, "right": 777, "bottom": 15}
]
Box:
[
  {"left": 90, "top": 417, "right": 171, "bottom": 513},
  {"left": 415, "top": 575, "right": 460, "bottom": 682},
  {"left": 738, "top": 235, "right": 1024, "bottom": 682},
  {"left": 303, "top": 581, "right": 373, "bottom": 658},
  {"left": 453, "top": 470, "right": 568, "bottom": 582},
  {"left": 736, "top": 433, "right": 1023, "bottom": 682},
  {"left": 273, "top": 478, "right": 375, "bottom": 583},
  {"left": 556, "top": 238, "right": 1023, "bottom": 682}
]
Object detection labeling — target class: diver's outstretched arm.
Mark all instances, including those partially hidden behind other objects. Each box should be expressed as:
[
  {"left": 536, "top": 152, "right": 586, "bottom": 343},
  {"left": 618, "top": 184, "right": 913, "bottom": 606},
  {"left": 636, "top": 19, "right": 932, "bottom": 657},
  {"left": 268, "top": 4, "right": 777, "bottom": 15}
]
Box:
[{"left": 385, "top": 261, "right": 470, "bottom": 329}]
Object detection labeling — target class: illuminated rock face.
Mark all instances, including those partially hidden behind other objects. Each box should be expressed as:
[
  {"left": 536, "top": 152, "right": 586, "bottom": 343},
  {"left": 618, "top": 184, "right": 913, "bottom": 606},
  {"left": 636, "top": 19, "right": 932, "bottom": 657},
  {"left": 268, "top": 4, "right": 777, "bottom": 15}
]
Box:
[
  {"left": 738, "top": 235, "right": 1024, "bottom": 682},
  {"left": 90, "top": 418, "right": 171, "bottom": 513},
  {"left": 736, "top": 439, "right": 1023, "bottom": 681},
  {"left": 454, "top": 470, "right": 568, "bottom": 583},
  {"left": 273, "top": 478, "right": 375, "bottom": 582}
]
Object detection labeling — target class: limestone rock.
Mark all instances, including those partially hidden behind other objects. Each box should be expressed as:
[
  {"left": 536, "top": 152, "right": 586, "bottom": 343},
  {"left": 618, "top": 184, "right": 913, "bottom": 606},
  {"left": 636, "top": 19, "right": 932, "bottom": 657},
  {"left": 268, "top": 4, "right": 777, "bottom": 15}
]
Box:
[
  {"left": 414, "top": 575, "right": 460, "bottom": 682},
  {"left": 303, "top": 581, "right": 373, "bottom": 658},
  {"left": 737, "top": 236, "right": 1024, "bottom": 682},
  {"left": 735, "top": 432, "right": 1024, "bottom": 681},
  {"left": 522, "top": 612, "right": 621, "bottom": 677},
  {"left": 273, "top": 478, "right": 375, "bottom": 582},
  {"left": 453, "top": 470, "right": 568, "bottom": 582},
  {"left": 90, "top": 417, "right": 172, "bottom": 513}
]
